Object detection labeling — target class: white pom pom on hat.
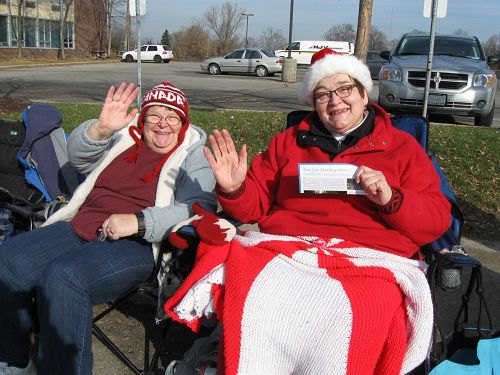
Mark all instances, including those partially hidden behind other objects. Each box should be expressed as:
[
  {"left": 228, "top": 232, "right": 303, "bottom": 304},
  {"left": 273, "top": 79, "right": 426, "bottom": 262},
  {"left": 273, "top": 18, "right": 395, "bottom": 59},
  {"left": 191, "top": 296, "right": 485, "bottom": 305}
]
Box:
[{"left": 297, "top": 48, "right": 373, "bottom": 107}]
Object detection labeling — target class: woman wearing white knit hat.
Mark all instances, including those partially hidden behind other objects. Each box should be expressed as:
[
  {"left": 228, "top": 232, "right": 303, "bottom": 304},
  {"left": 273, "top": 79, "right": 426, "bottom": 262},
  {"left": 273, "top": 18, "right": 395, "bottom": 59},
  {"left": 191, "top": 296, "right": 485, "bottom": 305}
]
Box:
[{"left": 165, "top": 48, "right": 452, "bottom": 374}]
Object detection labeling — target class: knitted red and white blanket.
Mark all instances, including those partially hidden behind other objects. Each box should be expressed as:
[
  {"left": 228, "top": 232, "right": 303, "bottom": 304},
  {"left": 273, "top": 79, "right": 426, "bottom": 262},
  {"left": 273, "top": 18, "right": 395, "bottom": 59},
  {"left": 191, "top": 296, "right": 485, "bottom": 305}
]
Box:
[{"left": 164, "top": 231, "right": 433, "bottom": 375}]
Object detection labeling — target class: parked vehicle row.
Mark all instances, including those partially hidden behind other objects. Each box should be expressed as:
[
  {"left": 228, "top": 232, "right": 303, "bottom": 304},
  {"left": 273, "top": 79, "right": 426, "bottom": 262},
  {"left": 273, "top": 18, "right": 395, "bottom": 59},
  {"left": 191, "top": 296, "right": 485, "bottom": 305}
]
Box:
[
  {"left": 120, "top": 38, "right": 497, "bottom": 126},
  {"left": 200, "top": 48, "right": 283, "bottom": 77}
]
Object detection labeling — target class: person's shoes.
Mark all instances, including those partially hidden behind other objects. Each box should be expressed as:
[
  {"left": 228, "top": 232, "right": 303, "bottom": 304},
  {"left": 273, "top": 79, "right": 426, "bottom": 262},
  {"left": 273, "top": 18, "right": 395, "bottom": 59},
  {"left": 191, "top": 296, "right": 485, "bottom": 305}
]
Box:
[{"left": 0, "top": 359, "right": 37, "bottom": 375}]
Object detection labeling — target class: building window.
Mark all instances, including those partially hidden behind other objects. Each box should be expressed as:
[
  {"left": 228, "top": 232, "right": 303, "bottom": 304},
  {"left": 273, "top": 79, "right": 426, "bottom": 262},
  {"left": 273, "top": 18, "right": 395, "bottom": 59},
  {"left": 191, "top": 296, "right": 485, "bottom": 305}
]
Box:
[
  {"left": 25, "top": 1, "right": 36, "bottom": 9},
  {"left": 50, "top": 20, "right": 60, "bottom": 48},
  {"left": 39, "top": 19, "right": 50, "bottom": 47},
  {"left": 24, "top": 18, "right": 36, "bottom": 47},
  {"left": 11, "top": 16, "right": 18, "bottom": 46},
  {"left": 0, "top": 3, "right": 74, "bottom": 49},
  {"left": 0, "top": 16, "right": 7, "bottom": 46},
  {"left": 64, "top": 22, "right": 73, "bottom": 48}
]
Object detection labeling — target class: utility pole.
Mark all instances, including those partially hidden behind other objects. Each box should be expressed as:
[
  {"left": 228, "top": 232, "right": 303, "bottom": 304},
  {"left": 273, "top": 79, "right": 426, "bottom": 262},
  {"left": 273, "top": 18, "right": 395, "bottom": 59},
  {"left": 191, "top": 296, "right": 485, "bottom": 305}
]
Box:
[
  {"left": 422, "top": 0, "right": 440, "bottom": 118},
  {"left": 355, "top": 0, "right": 373, "bottom": 62},
  {"left": 287, "top": 0, "right": 294, "bottom": 59},
  {"left": 242, "top": 13, "right": 254, "bottom": 48},
  {"left": 282, "top": 0, "right": 297, "bottom": 83},
  {"left": 135, "top": 0, "right": 142, "bottom": 105}
]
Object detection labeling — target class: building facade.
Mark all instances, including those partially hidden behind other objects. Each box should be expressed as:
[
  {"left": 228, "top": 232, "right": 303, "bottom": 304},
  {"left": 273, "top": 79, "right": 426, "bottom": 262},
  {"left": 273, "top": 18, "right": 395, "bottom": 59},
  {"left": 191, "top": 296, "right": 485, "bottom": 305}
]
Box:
[{"left": 0, "top": 0, "right": 106, "bottom": 59}]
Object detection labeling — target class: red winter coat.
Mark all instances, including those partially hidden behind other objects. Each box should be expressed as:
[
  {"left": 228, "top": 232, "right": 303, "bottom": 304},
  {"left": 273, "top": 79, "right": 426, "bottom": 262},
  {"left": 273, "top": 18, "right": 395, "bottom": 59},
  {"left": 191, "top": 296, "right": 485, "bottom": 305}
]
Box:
[{"left": 218, "top": 104, "right": 451, "bottom": 258}]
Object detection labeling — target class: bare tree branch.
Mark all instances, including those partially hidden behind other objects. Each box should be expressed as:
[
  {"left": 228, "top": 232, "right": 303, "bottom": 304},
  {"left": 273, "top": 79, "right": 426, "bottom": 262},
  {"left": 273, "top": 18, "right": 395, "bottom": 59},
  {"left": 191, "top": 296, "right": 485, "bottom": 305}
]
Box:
[{"left": 203, "top": 2, "right": 245, "bottom": 54}]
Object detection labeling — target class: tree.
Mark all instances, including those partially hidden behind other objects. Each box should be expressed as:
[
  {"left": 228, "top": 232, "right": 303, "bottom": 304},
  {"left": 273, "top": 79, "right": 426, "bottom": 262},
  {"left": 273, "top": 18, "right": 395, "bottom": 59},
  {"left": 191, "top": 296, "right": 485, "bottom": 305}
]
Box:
[
  {"left": 203, "top": 2, "right": 245, "bottom": 54},
  {"left": 9, "top": 0, "right": 26, "bottom": 59},
  {"left": 323, "top": 24, "right": 356, "bottom": 42},
  {"left": 408, "top": 29, "right": 426, "bottom": 35},
  {"left": 88, "top": 0, "right": 108, "bottom": 52},
  {"left": 369, "top": 26, "right": 389, "bottom": 51},
  {"left": 173, "top": 20, "right": 212, "bottom": 61},
  {"left": 355, "top": 0, "right": 373, "bottom": 62},
  {"left": 58, "top": 0, "right": 75, "bottom": 59},
  {"left": 453, "top": 28, "right": 468, "bottom": 37},
  {"left": 258, "top": 28, "right": 287, "bottom": 52},
  {"left": 483, "top": 33, "right": 500, "bottom": 57},
  {"left": 160, "top": 29, "right": 171, "bottom": 46}
]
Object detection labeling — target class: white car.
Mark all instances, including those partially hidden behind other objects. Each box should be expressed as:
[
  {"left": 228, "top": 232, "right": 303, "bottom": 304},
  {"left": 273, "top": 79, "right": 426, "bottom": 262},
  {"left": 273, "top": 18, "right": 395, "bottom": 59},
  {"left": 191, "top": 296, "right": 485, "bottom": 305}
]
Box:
[{"left": 122, "top": 45, "right": 173, "bottom": 63}]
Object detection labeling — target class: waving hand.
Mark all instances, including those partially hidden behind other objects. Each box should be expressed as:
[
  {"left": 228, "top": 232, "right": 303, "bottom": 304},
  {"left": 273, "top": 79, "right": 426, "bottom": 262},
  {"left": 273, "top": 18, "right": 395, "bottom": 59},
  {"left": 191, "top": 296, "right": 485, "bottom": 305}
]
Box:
[{"left": 203, "top": 129, "right": 248, "bottom": 193}]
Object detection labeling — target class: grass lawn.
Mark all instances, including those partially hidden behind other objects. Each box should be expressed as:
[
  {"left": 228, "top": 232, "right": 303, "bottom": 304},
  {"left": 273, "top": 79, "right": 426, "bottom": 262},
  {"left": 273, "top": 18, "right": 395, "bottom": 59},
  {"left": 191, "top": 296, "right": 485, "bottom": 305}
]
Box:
[{"left": 2, "top": 103, "right": 499, "bottom": 241}]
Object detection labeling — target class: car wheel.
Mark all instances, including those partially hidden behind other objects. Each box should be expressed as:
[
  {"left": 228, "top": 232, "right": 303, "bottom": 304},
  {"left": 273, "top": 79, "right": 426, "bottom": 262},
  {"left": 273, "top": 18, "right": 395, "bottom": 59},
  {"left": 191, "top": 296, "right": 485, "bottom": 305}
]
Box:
[
  {"left": 154, "top": 55, "right": 163, "bottom": 63},
  {"left": 256, "top": 65, "right": 268, "bottom": 77},
  {"left": 208, "top": 64, "right": 221, "bottom": 75},
  {"left": 474, "top": 101, "right": 495, "bottom": 127},
  {"left": 125, "top": 54, "right": 134, "bottom": 62}
]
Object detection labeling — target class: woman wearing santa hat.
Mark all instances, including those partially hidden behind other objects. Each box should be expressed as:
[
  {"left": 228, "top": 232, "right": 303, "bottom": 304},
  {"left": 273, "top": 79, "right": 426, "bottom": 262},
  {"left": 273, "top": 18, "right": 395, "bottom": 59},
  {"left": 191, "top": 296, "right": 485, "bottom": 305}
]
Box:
[
  {"left": 0, "top": 81, "right": 216, "bottom": 375},
  {"left": 165, "top": 48, "right": 452, "bottom": 374}
]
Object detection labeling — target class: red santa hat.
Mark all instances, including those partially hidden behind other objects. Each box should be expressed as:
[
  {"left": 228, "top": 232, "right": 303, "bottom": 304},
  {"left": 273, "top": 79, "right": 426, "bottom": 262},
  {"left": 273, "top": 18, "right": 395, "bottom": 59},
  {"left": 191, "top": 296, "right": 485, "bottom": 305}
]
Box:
[
  {"left": 127, "top": 81, "right": 190, "bottom": 182},
  {"left": 297, "top": 48, "right": 373, "bottom": 107}
]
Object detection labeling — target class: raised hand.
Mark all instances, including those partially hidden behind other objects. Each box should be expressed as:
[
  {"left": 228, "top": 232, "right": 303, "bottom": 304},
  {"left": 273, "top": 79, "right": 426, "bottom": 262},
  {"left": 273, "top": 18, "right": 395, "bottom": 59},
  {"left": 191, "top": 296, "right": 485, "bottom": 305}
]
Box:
[
  {"left": 88, "top": 82, "right": 140, "bottom": 141},
  {"left": 203, "top": 129, "right": 248, "bottom": 193}
]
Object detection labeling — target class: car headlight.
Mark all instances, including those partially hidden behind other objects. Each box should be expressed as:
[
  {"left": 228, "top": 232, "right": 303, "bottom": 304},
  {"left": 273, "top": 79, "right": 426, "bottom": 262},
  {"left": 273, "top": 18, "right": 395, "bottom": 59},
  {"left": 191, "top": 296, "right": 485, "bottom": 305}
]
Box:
[
  {"left": 473, "top": 71, "right": 496, "bottom": 88},
  {"left": 380, "top": 67, "right": 402, "bottom": 81}
]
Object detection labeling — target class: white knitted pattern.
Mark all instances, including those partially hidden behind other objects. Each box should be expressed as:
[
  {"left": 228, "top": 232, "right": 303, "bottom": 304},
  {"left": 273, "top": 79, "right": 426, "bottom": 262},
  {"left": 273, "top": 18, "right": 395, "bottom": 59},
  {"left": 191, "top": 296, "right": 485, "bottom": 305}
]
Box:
[
  {"left": 174, "top": 264, "right": 225, "bottom": 320},
  {"left": 297, "top": 54, "right": 373, "bottom": 106}
]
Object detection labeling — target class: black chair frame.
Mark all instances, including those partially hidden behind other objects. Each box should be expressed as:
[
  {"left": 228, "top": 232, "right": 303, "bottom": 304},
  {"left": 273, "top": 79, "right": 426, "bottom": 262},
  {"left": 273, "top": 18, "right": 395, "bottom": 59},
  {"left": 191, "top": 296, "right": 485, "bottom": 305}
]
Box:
[{"left": 92, "top": 245, "right": 172, "bottom": 375}]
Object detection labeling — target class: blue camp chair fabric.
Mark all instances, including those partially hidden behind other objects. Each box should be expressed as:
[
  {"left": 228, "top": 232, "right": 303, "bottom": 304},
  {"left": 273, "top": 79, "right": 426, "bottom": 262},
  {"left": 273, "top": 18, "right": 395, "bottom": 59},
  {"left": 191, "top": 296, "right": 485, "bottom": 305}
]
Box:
[{"left": 18, "top": 104, "right": 81, "bottom": 201}]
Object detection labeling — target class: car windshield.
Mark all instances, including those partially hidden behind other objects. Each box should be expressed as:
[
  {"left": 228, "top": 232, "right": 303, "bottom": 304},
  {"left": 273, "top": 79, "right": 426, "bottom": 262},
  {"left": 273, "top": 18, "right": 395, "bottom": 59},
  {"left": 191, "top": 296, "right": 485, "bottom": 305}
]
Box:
[
  {"left": 261, "top": 49, "right": 276, "bottom": 57},
  {"left": 396, "top": 36, "right": 482, "bottom": 60}
]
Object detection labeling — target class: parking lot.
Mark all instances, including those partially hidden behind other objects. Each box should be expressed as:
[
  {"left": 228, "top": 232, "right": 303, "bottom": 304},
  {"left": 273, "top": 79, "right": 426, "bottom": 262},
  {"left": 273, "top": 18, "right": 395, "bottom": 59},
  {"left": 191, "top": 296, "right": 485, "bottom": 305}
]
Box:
[{"left": 0, "top": 61, "right": 498, "bottom": 127}]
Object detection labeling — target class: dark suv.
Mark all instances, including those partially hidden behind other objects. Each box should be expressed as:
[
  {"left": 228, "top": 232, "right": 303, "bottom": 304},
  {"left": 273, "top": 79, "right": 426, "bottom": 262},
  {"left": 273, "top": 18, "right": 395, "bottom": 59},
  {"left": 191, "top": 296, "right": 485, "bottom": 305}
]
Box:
[{"left": 378, "top": 34, "right": 497, "bottom": 126}]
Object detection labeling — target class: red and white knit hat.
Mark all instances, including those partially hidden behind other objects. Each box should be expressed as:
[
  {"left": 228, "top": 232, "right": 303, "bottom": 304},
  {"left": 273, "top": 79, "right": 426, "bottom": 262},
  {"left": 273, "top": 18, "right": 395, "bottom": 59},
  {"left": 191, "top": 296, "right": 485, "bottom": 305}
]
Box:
[
  {"left": 127, "top": 81, "right": 190, "bottom": 182},
  {"left": 139, "top": 81, "right": 189, "bottom": 128},
  {"left": 297, "top": 48, "right": 373, "bottom": 107}
]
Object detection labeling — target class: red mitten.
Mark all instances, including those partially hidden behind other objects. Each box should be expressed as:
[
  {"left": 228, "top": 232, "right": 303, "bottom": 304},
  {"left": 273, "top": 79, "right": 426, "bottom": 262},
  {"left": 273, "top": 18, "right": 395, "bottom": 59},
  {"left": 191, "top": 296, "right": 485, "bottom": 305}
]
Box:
[{"left": 168, "top": 203, "right": 236, "bottom": 250}]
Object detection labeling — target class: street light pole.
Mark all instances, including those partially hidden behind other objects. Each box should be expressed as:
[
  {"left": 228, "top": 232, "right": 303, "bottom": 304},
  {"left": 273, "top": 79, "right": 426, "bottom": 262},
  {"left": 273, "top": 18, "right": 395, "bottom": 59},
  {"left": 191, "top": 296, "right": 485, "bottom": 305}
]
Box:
[{"left": 241, "top": 13, "right": 254, "bottom": 48}]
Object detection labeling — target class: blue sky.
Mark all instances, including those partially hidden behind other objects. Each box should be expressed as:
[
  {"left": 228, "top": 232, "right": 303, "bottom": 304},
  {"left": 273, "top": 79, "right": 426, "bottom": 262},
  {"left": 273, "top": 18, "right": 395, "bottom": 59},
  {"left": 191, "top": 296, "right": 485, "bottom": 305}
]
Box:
[{"left": 139, "top": 0, "right": 500, "bottom": 44}]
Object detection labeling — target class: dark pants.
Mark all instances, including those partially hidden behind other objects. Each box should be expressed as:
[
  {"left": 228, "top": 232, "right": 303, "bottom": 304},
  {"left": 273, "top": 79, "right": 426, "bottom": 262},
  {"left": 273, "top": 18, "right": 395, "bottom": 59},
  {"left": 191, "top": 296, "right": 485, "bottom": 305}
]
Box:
[{"left": 0, "top": 221, "right": 155, "bottom": 375}]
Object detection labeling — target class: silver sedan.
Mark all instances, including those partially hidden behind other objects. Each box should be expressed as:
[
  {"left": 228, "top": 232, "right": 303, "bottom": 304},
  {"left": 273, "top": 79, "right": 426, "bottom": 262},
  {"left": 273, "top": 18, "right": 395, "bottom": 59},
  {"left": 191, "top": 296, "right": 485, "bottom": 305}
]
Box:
[{"left": 200, "top": 48, "right": 283, "bottom": 77}]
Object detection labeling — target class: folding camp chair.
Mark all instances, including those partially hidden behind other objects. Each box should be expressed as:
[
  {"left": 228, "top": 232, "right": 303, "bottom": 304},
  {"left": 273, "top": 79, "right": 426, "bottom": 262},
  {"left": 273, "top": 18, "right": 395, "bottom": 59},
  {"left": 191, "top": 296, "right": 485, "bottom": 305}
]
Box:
[{"left": 92, "top": 237, "right": 199, "bottom": 375}]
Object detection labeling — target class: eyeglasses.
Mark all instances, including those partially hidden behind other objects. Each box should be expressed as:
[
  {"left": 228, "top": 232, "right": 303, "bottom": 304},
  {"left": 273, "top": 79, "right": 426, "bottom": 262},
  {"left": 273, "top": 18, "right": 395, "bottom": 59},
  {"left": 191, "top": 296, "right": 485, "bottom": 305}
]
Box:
[
  {"left": 145, "top": 114, "right": 182, "bottom": 126},
  {"left": 314, "top": 84, "right": 356, "bottom": 103}
]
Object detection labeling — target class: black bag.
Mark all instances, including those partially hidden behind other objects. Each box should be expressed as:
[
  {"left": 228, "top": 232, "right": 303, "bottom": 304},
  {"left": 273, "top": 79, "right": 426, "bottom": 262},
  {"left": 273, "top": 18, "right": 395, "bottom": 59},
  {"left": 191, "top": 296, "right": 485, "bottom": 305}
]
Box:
[
  {"left": 0, "top": 118, "right": 43, "bottom": 203},
  {"left": 428, "top": 257, "right": 495, "bottom": 368}
]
